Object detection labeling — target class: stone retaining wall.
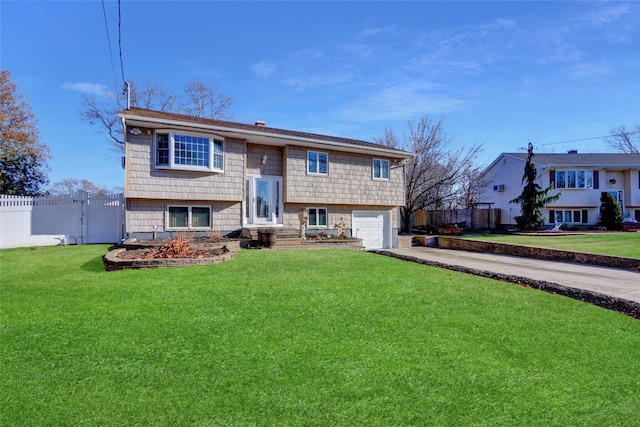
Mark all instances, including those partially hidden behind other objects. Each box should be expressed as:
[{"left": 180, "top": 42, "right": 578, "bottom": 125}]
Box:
[
  {"left": 437, "top": 237, "right": 640, "bottom": 271},
  {"left": 103, "top": 248, "right": 237, "bottom": 271}
]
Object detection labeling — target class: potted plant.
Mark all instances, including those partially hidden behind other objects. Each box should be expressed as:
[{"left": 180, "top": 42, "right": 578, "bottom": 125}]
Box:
[{"left": 261, "top": 227, "right": 277, "bottom": 248}]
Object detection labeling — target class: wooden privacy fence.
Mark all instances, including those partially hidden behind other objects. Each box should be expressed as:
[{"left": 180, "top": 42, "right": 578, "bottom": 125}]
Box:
[
  {"left": 0, "top": 191, "right": 124, "bottom": 249},
  {"left": 414, "top": 208, "right": 501, "bottom": 230}
]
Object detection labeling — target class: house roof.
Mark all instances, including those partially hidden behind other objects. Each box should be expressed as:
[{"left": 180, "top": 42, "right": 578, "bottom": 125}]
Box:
[
  {"left": 118, "top": 107, "right": 413, "bottom": 159},
  {"left": 505, "top": 152, "right": 640, "bottom": 168},
  {"left": 479, "top": 151, "right": 640, "bottom": 180}
]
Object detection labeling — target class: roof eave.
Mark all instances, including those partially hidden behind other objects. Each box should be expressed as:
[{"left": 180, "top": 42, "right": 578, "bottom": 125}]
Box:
[{"left": 119, "top": 111, "right": 413, "bottom": 159}]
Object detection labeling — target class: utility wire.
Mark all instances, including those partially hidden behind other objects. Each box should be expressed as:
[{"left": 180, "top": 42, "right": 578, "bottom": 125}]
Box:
[
  {"left": 539, "top": 131, "right": 640, "bottom": 146},
  {"left": 118, "top": 0, "right": 126, "bottom": 84},
  {"left": 101, "top": 0, "right": 119, "bottom": 97}
]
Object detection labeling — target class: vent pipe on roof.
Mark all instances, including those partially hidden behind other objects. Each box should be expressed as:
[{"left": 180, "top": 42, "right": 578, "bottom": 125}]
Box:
[
  {"left": 255, "top": 120, "right": 266, "bottom": 127},
  {"left": 123, "top": 82, "right": 130, "bottom": 109},
  {"left": 567, "top": 149, "right": 578, "bottom": 154}
]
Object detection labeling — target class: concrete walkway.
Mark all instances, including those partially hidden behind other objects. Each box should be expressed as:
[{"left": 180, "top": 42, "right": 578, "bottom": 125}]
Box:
[{"left": 377, "top": 247, "right": 640, "bottom": 315}]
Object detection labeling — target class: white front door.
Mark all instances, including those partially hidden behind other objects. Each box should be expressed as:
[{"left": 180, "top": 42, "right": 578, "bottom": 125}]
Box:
[{"left": 246, "top": 176, "right": 282, "bottom": 225}]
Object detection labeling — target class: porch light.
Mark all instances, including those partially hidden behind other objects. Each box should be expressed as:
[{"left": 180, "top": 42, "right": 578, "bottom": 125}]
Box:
[
  {"left": 609, "top": 178, "right": 616, "bottom": 185},
  {"left": 262, "top": 154, "right": 268, "bottom": 165}
]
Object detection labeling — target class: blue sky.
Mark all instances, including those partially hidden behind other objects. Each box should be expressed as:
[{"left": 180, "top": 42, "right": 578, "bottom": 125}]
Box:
[{"left": 2, "top": 1, "right": 639, "bottom": 190}]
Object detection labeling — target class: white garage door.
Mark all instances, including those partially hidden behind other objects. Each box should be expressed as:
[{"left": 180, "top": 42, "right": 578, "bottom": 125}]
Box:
[{"left": 352, "top": 211, "right": 389, "bottom": 250}]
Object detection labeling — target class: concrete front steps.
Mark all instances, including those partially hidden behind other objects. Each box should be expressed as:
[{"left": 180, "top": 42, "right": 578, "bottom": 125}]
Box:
[{"left": 241, "top": 227, "right": 365, "bottom": 250}]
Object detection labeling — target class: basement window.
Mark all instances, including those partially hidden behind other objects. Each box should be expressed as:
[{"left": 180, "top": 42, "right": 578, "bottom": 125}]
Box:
[
  {"left": 167, "top": 205, "right": 212, "bottom": 229},
  {"left": 308, "top": 207, "right": 328, "bottom": 228}
]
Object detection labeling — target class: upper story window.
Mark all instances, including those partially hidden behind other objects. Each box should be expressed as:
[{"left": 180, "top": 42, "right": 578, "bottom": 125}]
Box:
[
  {"left": 373, "top": 159, "right": 390, "bottom": 180},
  {"left": 307, "top": 151, "right": 328, "bottom": 175},
  {"left": 555, "top": 170, "right": 592, "bottom": 189},
  {"left": 155, "top": 131, "right": 224, "bottom": 173}
]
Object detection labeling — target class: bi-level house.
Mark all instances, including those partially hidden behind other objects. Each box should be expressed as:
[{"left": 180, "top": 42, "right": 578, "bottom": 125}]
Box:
[
  {"left": 118, "top": 108, "right": 413, "bottom": 249},
  {"left": 478, "top": 151, "right": 640, "bottom": 228}
]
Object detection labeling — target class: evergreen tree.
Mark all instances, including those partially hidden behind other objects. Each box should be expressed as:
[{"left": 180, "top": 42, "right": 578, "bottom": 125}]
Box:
[
  {"left": 510, "top": 143, "right": 561, "bottom": 230},
  {"left": 598, "top": 192, "right": 623, "bottom": 230}
]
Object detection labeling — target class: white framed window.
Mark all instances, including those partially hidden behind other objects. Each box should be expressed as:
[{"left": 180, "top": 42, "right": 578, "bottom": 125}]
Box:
[
  {"left": 373, "top": 158, "right": 390, "bottom": 180},
  {"left": 550, "top": 209, "right": 588, "bottom": 224},
  {"left": 307, "top": 151, "right": 328, "bottom": 175},
  {"left": 166, "top": 205, "right": 211, "bottom": 229},
  {"left": 308, "top": 207, "right": 328, "bottom": 228},
  {"left": 555, "top": 170, "right": 592, "bottom": 189},
  {"left": 155, "top": 131, "right": 224, "bottom": 173}
]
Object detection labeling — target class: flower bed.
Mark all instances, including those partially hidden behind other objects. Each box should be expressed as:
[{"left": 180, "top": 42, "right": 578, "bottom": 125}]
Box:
[{"left": 103, "top": 236, "right": 241, "bottom": 271}]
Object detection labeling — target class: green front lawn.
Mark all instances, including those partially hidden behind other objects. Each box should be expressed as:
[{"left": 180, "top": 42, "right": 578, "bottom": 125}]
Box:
[
  {"left": 462, "top": 233, "right": 640, "bottom": 259},
  {"left": 1, "top": 245, "right": 639, "bottom": 426}
]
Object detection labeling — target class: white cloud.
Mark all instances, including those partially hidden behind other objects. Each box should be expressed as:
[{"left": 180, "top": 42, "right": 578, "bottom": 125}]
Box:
[
  {"left": 339, "top": 82, "right": 467, "bottom": 122},
  {"left": 585, "top": 4, "right": 631, "bottom": 25},
  {"left": 251, "top": 61, "right": 276, "bottom": 78},
  {"left": 476, "top": 18, "right": 517, "bottom": 35},
  {"left": 358, "top": 27, "right": 383, "bottom": 38},
  {"left": 61, "top": 82, "right": 108, "bottom": 97},
  {"left": 284, "top": 71, "right": 354, "bottom": 92},
  {"left": 565, "top": 62, "right": 615, "bottom": 80}
]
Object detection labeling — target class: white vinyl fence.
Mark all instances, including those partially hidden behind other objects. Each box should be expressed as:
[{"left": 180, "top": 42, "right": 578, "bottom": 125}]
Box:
[{"left": 0, "top": 191, "right": 124, "bottom": 249}]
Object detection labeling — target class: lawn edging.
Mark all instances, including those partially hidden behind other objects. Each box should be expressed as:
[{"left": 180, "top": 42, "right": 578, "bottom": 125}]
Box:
[
  {"left": 374, "top": 250, "right": 640, "bottom": 319},
  {"left": 437, "top": 236, "right": 640, "bottom": 271}
]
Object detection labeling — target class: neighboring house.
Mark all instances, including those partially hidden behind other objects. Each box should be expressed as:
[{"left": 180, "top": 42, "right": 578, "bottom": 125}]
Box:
[
  {"left": 118, "top": 108, "right": 413, "bottom": 249},
  {"left": 478, "top": 151, "right": 640, "bottom": 228}
]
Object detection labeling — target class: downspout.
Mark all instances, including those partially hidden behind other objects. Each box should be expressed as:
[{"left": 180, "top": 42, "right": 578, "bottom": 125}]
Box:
[
  {"left": 121, "top": 116, "right": 127, "bottom": 231},
  {"left": 121, "top": 116, "right": 127, "bottom": 171}
]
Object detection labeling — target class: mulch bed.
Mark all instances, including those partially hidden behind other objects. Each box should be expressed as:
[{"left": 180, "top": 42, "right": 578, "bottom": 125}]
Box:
[{"left": 116, "top": 246, "right": 229, "bottom": 260}]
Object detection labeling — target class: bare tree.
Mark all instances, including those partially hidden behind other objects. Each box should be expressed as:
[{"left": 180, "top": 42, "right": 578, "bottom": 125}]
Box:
[
  {"left": 605, "top": 124, "right": 640, "bottom": 154},
  {"left": 129, "top": 80, "right": 176, "bottom": 112},
  {"left": 375, "top": 116, "right": 483, "bottom": 233},
  {"left": 456, "top": 162, "right": 488, "bottom": 208},
  {"left": 181, "top": 81, "right": 233, "bottom": 119},
  {"left": 47, "top": 178, "right": 121, "bottom": 196},
  {"left": 80, "top": 91, "right": 124, "bottom": 150},
  {"left": 375, "top": 127, "right": 400, "bottom": 149},
  {"left": 80, "top": 80, "right": 233, "bottom": 154}
]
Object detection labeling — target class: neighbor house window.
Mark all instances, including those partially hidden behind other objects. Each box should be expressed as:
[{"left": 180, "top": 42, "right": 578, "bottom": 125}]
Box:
[
  {"left": 555, "top": 170, "right": 593, "bottom": 189},
  {"left": 373, "top": 159, "right": 390, "bottom": 180},
  {"left": 156, "top": 131, "right": 224, "bottom": 172},
  {"left": 308, "top": 207, "right": 328, "bottom": 227},
  {"left": 307, "top": 151, "right": 328, "bottom": 175},
  {"left": 167, "top": 205, "right": 211, "bottom": 229},
  {"left": 549, "top": 209, "right": 588, "bottom": 224}
]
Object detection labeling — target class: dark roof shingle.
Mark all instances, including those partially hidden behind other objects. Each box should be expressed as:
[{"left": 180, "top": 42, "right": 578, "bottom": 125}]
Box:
[{"left": 119, "top": 107, "right": 412, "bottom": 157}]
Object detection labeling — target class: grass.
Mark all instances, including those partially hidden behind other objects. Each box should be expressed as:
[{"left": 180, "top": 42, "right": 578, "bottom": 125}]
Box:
[
  {"left": 461, "top": 233, "right": 640, "bottom": 259},
  {"left": 1, "top": 245, "right": 639, "bottom": 426}
]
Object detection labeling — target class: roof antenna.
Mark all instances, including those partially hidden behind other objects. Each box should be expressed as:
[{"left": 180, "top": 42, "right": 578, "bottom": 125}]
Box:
[{"left": 123, "top": 81, "right": 130, "bottom": 109}]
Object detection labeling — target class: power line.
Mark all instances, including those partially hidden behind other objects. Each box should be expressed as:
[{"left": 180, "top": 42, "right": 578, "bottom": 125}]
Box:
[
  {"left": 118, "top": 0, "right": 126, "bottom": 84},
  {"left": 101, "top": 0, "right": 119, "bottom": 96},
  {"left": 539, "top": 131, "right": 640, "bottom": 146}
]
